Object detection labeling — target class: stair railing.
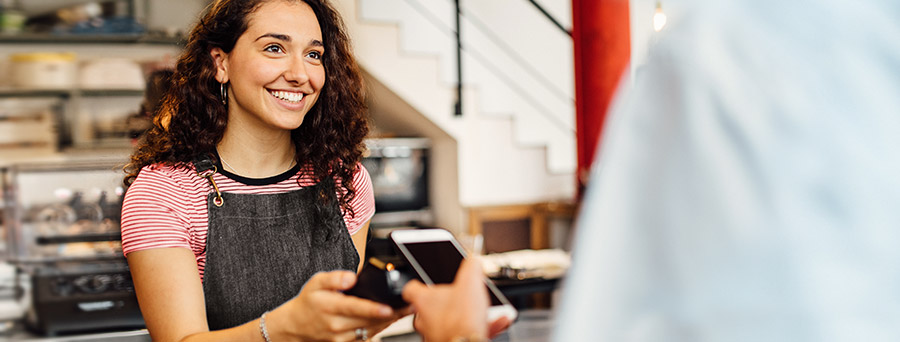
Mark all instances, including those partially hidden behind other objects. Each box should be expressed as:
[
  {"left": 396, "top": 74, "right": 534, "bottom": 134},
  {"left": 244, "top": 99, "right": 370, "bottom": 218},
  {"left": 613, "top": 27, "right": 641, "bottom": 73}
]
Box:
[{"left": 398, "top": 0, "right": 574, "bottom": 133}]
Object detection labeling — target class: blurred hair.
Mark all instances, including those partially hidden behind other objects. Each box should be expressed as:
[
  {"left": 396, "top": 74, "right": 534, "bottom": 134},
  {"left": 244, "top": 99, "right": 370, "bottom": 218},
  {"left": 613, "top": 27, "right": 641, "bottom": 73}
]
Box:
[{"left": 142, "top": 69, "right": 174, "bottom": 118}]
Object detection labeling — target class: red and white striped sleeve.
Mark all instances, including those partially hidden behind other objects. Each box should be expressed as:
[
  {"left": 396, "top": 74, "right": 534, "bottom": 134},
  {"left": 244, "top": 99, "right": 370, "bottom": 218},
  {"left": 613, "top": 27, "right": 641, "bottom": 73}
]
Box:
[
  {"left": 344, "top": 162, "right": 375, "bottom": 235},
  {"left": 120, "top": 165, "right": 194, "bottom": 256}
]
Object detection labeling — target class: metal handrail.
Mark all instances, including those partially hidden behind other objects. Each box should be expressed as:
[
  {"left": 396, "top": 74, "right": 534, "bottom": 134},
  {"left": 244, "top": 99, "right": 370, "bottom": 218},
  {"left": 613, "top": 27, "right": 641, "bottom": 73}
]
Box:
[
  {"left": 525, "top": 0, "right": 572, "bottom": 37},
  {"left": 461, "top": 8, "right": 574, "bottom": 105},
  {"left": 455, "top": 0, "right": 463, "bottom": 116},
  {"left": 400, "top": 0, "right": 574, "bottom": 130},
  {"left": 461, "top": 40, "right": 574, "bottom": 133}
]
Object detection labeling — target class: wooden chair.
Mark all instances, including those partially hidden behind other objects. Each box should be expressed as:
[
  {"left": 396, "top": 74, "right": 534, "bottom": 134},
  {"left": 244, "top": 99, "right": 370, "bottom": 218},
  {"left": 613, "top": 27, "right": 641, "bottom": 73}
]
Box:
[
  {"left": 466, "top": 201, "right": 577, "bottom": 308},
  {"left": 467, "top": 201, "right": 576, "bottom": 253}
]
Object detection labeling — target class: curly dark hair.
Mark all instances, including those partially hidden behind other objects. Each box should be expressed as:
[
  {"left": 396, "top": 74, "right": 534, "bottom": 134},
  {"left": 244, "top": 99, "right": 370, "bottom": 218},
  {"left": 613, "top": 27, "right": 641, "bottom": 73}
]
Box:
[{"left": 124, "top": 0, "right": 369, "bottom": 217}]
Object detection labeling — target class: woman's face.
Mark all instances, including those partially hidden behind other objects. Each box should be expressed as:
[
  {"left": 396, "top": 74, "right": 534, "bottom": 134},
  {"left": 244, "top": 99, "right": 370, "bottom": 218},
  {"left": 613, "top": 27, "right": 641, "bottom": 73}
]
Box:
[{"left": 211, "top": 0, "right": 326, "bottom": 132}]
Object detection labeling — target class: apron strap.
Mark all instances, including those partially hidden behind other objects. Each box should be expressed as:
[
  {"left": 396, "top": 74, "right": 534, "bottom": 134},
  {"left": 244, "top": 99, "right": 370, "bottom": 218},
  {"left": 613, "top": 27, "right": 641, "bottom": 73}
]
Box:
[{"left": 193, "top": 155, "right": 224, "bottom": 207}]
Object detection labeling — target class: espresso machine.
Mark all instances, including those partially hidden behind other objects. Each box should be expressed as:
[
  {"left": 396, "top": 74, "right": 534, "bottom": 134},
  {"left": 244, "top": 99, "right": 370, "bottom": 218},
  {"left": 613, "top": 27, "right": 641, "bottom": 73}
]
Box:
[{"left": 1, "top": 160, "right": 144, "bottom": 336}]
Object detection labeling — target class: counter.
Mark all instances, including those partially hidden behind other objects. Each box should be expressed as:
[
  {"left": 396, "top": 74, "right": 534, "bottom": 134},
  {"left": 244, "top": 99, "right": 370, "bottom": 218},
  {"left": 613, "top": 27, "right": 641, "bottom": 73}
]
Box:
[
  {"left": 0, "top": 323, "right": 149, "bottom": 342},
  {"left": 383, "top": 309, "right": 554, "bottom": 342},
  {"left": 0, "top": 310, "right": 554, "bottom": 342}
]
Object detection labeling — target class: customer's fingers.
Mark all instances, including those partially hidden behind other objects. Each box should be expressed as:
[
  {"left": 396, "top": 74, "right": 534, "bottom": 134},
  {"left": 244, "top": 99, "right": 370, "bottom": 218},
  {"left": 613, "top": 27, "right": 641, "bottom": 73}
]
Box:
[
  {"left": 455, "top": 257, "right": 485, "bottom": 286},
  {"left": 401, "top": 279, "right": 429, "bottom": 304},
  {"left": 396, "top": 305, "right": 416, "bottom": 316},
  {"left": 488, "top": 316, "right": 512, "bottom": 338},
  {"left": 455, "top": 257, "right": 489, "bottom": 301}
]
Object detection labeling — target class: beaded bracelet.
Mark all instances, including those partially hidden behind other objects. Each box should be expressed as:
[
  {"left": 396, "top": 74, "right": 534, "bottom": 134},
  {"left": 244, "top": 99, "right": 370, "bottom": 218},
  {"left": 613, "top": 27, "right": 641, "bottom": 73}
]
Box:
[{"left": 259, "top": 311, "right": 272, "bottom": 342}]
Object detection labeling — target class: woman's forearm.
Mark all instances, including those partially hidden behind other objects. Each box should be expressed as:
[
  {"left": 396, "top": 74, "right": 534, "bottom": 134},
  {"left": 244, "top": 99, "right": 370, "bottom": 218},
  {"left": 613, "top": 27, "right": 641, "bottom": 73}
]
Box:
[{"left": 178, "top": 317, "right": 270, "bottom": 342}]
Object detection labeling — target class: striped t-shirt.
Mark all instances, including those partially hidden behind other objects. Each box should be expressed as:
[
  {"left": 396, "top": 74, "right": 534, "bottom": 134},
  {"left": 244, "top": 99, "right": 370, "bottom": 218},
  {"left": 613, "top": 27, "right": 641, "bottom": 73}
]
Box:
[{"left": 120, "top": 162, "right": 375, "bottom": 280}]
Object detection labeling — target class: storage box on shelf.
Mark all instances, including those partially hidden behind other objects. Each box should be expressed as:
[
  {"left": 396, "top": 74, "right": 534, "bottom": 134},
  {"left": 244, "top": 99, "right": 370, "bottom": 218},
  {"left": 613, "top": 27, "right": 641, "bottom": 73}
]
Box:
[
  {"left": 0, "top": 87, "right": 145, "bottom": 157},
  {"left": 0, "top": 18, "right": 184, "bottom": 159},
  {"left": 0, "top": 98, "right": 61, "bottom": 161}
]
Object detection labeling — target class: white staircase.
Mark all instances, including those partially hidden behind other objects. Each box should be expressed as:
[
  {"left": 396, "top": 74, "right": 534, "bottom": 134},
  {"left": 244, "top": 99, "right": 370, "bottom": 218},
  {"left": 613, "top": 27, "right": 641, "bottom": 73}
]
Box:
[{"left": 333, "top": 0, "right": 576, "bottom": 209}]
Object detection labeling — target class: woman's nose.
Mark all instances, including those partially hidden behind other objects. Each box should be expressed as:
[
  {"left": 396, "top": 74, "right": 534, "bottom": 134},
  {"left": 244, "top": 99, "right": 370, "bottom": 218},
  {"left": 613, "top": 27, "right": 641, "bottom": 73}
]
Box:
[{"left": 285, "top": 56, "right": 310, "bottom": 84}]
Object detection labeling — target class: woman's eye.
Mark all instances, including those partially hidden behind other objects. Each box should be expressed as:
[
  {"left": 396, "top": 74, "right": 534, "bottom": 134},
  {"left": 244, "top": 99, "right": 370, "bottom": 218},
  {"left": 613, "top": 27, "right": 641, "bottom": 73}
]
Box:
[
  {"left": 264, "top": 45, "right": 284, "bottom": 53},
  {"left": 306, "top": 51, "right": 322, "bottom": 60}
]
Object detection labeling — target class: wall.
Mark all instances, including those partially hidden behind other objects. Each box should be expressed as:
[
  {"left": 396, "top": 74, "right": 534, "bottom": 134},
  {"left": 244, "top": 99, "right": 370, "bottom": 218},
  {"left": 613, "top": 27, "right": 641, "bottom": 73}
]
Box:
[
  {"left": 363, "top": 70, "right": 466, "bottom": 233},
  {"left": 335, "top": 0, "right": 577, "bottom": 215}
]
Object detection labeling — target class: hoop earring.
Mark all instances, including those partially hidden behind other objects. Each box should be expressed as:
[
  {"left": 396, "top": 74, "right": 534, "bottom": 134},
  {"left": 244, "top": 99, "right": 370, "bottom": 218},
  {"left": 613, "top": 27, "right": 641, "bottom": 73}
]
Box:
[{"left": 220, "top": 82, "right": 228, "bottom": 106}]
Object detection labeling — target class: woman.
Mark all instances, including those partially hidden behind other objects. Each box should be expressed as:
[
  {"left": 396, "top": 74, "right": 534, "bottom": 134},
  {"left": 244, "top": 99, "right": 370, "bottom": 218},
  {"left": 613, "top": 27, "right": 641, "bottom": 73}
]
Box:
[{"left": 121, "top": 0, "right": 407, "bottom": 340}]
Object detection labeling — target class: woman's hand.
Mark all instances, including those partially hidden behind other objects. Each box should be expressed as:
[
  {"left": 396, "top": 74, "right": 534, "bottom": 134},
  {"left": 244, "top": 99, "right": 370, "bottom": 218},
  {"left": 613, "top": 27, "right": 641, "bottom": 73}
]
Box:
[{"left": 270, "top": 270, "right": 411, "bottom": 341}]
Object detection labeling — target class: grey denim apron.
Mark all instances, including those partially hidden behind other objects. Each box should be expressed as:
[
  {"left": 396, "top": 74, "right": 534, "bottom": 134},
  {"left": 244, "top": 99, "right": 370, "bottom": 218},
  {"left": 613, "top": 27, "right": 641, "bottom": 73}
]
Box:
[{"left": 194, "top": 158, "right": 360, "bottom": 330}]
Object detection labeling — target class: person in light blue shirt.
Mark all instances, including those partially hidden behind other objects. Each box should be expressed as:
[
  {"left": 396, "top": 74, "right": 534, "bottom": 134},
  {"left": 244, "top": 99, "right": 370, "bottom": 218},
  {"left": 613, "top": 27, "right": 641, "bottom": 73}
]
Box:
[
  {"left": 404, "top": 1, "right": 900, "bottom": 341},
  {"left": 555, "top": 1, "right": 900, "bottom": 341}
]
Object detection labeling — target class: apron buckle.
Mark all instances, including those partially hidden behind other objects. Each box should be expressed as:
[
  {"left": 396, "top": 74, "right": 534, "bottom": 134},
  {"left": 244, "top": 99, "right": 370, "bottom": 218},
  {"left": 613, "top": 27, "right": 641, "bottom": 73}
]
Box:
[{"left": 193, "top": 157, "right": 225, "bottom": 207}]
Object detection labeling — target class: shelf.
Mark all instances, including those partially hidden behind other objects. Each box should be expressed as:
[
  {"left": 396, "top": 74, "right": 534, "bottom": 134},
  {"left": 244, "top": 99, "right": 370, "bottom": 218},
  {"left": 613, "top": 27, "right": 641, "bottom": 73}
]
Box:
[
  {"left": 12, "top": 254, "right": 125, "bottom": 265},
  {"left": 0, "top": 88, "right": 144, "bottom": 99},
  {"left": 36, "top": 232, "right": 123, "bottom": 245},
  {"left": 492, "top": 276, "right": 560, "bottom": 297},
  {"left": 0, "top": 33, "right": 184, "bottom": 45}
]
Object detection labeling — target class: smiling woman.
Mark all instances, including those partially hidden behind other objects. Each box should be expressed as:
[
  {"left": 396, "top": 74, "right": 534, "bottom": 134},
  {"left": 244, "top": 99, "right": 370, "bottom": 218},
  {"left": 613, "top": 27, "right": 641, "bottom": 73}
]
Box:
[
  {"left": 118, "top": 1, "right": 405, "bottom": 341},
  {"left": 210, "top": 2, "right": 327, "bottom": 137}
]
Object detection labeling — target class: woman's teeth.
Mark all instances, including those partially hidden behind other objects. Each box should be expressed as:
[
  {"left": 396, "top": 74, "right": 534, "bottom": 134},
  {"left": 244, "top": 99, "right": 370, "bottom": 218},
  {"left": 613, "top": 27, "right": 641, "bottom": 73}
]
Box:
[{"left": 270, "top": 90, "right": 304, "bottom": 103}]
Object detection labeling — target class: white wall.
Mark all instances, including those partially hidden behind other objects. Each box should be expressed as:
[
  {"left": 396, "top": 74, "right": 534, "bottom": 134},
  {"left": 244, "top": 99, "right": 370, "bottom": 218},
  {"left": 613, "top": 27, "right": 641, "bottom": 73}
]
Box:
[
  {"left": 458, "top": 89, "right": 576, "bottom": 206},
  {"left": 337, "top": 0, "right": 577, "bottom": 211},
  {"left": 363, "top": 70, "right": 466, "bottom": 233},
  {"left": 352, "top": 0, "right": 576, "bottom": 172}
]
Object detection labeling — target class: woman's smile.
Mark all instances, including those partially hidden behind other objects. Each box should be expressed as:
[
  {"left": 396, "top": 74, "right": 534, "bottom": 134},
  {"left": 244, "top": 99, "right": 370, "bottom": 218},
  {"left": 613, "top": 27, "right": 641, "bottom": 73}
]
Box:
[
  {"left": 268, "top": 89, "right": 305, "bottom": 104},
  {"left": 267, "top": 88, "right": 308, "bottom": 111}
]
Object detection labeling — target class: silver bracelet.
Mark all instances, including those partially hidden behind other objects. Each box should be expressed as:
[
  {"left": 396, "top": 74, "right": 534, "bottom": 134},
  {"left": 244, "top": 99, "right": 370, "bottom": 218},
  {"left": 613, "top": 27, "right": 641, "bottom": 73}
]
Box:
[{"left": 259, "top": 311, "right": 273, "bottom": 342}]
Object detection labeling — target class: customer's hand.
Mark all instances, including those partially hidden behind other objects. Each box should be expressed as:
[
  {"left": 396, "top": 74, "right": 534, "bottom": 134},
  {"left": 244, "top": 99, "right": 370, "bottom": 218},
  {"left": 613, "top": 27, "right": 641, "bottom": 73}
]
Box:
[
  {"left": 403, "top": 257, "right": 497, "bottom": 342},
  {"left": 270, "top": 270, "right": 411, "bottom": 341}
]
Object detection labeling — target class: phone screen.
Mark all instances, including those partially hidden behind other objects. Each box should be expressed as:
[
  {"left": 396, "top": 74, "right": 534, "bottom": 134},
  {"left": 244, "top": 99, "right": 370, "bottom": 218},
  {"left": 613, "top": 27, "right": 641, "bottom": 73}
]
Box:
[{"left": 400, "top": 241, "right": 505, "bottom": 306}]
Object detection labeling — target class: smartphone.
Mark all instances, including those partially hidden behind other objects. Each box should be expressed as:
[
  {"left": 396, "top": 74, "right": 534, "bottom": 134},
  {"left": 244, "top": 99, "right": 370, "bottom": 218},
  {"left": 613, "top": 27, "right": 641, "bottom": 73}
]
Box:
[{"left": 390, "top": 228, "right": 518, "bottom": 323}]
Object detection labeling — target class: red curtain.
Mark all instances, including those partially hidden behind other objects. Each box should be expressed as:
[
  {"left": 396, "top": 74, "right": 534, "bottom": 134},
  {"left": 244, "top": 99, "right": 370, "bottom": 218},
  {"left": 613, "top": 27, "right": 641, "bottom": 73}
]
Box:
[{"left": 573, "top": 0, "right": 631, "bottom": 195}]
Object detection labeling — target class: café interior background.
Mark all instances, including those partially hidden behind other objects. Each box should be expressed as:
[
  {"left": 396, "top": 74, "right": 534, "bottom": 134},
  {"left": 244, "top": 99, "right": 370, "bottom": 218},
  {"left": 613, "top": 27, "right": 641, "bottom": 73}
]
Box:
[{"left": 0, "top": 0, "right": 672, "bottom": 336}]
